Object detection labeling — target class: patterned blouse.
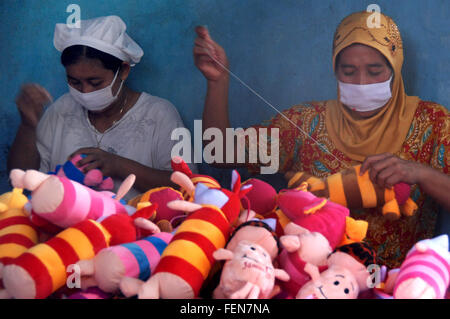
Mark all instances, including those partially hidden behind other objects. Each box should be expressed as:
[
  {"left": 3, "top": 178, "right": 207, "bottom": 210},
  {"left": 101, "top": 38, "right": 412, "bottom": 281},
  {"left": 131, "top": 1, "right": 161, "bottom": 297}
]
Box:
[{"left": 247, "top": 100, "right": 449, "bottom": 269}]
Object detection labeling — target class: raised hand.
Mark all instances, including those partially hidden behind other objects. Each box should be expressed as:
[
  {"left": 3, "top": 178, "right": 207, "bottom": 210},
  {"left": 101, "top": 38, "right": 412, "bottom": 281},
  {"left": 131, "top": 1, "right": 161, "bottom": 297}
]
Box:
[
  {"left": 15, "top": 83, "right": 53, "bottom": 129},
  {"left": 193, "top": 26, "right": 229, "bottom": 82}
]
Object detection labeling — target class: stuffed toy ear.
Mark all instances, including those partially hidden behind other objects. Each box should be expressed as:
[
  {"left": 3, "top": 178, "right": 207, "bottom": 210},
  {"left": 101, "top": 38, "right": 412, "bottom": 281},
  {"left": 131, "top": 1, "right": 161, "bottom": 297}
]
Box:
[
  {"left": 238, "top": 184, "right": 253, "bottom": 199},
  {"left": 231, "top": 170, "right": 241, "bottom": 194},
  {"left": 167, "top": 200, "right": 202, "bottom": 212},
  {"left": 133, "top": 217, "right": 160, "bottom": 235},
  {"left": 280, "top": 235, "right": 301, "bottom": 252},
  {"left": 171, "top": 156, "right": 193, "bottom": 177},
  {"left": 213, "top": 248, "right": 234, "bottom": 261},
  {"left": 9, "top": 169, "right": 26, "bottom": 189},
  {"left": 171, "top": 171, "right": 195, "bottom": 197},
  {"left": 115, "top": 174, "right": 136, "bottom": 201}
]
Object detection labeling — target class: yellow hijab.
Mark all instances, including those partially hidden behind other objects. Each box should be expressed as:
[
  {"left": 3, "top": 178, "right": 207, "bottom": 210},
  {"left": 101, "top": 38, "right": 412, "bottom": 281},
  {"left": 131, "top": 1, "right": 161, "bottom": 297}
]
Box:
[{"left": 325, "top": 11, "right": 419, "bottom": 163}]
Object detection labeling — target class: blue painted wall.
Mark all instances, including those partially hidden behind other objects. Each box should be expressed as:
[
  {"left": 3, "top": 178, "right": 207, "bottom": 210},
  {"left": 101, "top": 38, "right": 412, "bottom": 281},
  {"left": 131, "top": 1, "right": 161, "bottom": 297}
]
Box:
[{"left": 1, "top": 0, "right": 449, "bottom": 196}]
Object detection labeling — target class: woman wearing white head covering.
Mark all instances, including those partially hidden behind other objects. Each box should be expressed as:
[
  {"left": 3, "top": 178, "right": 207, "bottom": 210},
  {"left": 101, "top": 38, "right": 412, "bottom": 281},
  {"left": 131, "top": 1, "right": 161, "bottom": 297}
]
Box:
[{"left": 8, "top": 16, "right": 195, "bottom": 200}]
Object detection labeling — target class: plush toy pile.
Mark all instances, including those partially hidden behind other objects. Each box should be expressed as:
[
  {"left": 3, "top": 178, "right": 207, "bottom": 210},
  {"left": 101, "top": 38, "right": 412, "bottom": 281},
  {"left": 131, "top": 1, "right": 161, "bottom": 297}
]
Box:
[{"left": 0, "top": 157, "right": 448, "bottom": 299}]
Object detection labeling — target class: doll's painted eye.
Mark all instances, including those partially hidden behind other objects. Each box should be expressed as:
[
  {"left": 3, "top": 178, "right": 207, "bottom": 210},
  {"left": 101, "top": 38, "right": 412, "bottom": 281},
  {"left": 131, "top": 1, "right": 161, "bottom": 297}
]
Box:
[
  {"left": 250, "top": 246, "right": 256, "bottom": 251},
  {"left": 344, "top": 288, "right": 350, "bottom": 294},
  {"left": 334, "top": 281, "right": 339, "bottom": 286}
]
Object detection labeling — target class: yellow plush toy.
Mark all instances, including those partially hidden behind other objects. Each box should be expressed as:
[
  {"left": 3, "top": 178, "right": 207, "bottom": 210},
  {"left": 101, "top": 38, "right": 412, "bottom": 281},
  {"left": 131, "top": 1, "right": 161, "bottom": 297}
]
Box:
[
  {"left": 287, "top": 165, "right": 418, "bottom": 220},
  {"left": 0, "top": 188, "right": 39, "bottom": 266}
]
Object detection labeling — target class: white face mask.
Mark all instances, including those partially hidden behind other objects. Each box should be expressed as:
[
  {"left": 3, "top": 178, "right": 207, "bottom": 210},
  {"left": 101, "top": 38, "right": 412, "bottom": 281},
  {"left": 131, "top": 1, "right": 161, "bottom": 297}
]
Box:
[
  {"left": 68, "top": 68, "right": 124, "bottom": 112},
  {"left": 338, "top": 75, "right": 393, "bottom": 112}
]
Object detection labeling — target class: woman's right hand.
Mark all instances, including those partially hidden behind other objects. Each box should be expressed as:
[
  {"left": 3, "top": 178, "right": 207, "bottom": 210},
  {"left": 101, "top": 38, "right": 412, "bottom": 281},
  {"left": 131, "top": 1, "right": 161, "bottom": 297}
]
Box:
[
  {"left": 193, "top": 26, "right": 229, "bottom": 82},
  {"left": 15, "top": 83, "right": 52, "bottom": 129}
]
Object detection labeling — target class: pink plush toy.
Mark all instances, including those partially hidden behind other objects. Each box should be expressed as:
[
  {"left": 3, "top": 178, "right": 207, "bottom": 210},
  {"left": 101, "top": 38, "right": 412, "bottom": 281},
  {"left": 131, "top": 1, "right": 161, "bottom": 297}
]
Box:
[
  {"left": 76, "top": 231, "right": 173, "bottom": 294},
  {"left": 277, "top": 222, "right": 331, "bottom": 297},
  {"left": 296, "top": 262, "right": 359, "bottom": 299},
  {"left": 9, "top": 169, "right": 135, "bottom": 229},
  {"left": 277, "top": 187, "right": 349, "bottom": 249},
  {"left": 297, "top": 242, "right": 379, "bottom": 299},
  {"left": 383, "top": 235, "right": 450, "bottom": 299},
  {"left": 276, "top": 187, "right": 349, "bottom": 297},
  {"left": 212, "top": 220, "right": 289, "bottom": 299},
  {"left": 50, "top": 154, "right": 114, "bottom": 191}
]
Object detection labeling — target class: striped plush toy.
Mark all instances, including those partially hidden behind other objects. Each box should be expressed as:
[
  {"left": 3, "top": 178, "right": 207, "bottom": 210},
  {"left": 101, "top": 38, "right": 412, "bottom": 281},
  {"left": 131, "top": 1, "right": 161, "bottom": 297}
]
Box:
[
  {"left": 9, "top": 169, "right": 135, "bottom": 229},
  {"left": 0, "top": 206, "right": 158, "bottom": 299},
  {"left": 384, "top": 235, "right": 450, "bottom": 299},
  {"left": 124, "top": 170, "right": 252, "bottom": 299},
  {"left": 287, "top": 165, "right": 418, "bottom": 220},
  {"left": 77, "top": 231, "right": 173, "bottom": 294},
  {"left": 0, "top": 188, "right": 39, "bottom": 267}
]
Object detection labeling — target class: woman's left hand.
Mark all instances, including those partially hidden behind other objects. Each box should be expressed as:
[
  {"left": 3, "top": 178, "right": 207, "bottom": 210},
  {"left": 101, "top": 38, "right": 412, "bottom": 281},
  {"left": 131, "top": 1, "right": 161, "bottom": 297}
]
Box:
[
  {"left": 69, "top": 147, "right": 120, "bottom": 177},
  {"left": 360, "top": 153, "right": 425, "bottom": 188}
]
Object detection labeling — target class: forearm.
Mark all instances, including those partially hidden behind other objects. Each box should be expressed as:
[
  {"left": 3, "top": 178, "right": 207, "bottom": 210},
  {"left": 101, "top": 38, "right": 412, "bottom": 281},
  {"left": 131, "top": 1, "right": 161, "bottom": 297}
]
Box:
[
  {"left": 7, "top": 124, "right": 40, "bottom": 172},
  {"left": 418, "top": 164, "right": 450, "bottom": 212},
  {"left": 113, "top": 157, "right": 175, "bottom": 193}
]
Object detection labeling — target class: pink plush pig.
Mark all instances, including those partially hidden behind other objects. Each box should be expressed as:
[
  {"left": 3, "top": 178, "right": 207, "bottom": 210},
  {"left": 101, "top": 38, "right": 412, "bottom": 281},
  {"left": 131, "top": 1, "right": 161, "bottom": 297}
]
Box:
[
  {"left": 296, "top": 262, "right": 359, "bottom": 299},
  {"left": 212, "top": 219, "right": 289, "bottom": 299},
  {"left": 213, "top": 240, "right": 289, "bottom": 299}
]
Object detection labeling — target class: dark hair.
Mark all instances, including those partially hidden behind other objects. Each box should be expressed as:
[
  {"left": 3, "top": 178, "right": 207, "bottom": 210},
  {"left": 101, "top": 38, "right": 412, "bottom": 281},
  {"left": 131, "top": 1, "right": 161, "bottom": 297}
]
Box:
[{"left": 61, "top": 45, "right": 123, "bottom": 72}]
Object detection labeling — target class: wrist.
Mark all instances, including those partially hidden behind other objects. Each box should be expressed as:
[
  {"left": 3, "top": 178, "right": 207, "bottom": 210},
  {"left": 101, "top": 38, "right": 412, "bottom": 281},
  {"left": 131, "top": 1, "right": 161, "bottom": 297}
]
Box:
[
  {"left": 19, "top": 122, "right": 37, "bottom": 133},
  {"left": 414, "top": 163, "right": 432, "bottom": 186},
  {"left": 207, "top": 74, "right": 229, "bottom": 88}
]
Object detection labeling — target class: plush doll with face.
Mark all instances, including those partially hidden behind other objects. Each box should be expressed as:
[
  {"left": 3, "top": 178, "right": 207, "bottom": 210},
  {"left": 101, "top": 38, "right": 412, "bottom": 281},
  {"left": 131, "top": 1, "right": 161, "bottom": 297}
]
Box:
[
  {"left": 297, "top": 241, "right": 378, "bottom": 299},
  {"left": 212, "top": 220, "right": 289, "bottom": 299}
]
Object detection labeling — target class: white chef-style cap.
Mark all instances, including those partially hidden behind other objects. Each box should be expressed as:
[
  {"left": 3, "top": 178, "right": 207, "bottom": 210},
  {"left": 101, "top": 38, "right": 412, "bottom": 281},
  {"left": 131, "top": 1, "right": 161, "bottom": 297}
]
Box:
[{"left": 54, "top": 15, "right": 144, "bottom": 66}]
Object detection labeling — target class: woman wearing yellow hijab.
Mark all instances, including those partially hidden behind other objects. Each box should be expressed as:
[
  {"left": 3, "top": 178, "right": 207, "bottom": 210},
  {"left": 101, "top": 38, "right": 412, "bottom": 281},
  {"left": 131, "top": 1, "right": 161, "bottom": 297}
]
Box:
[{"left": 194, "top": 11, "right": 449, "bottom": 268}]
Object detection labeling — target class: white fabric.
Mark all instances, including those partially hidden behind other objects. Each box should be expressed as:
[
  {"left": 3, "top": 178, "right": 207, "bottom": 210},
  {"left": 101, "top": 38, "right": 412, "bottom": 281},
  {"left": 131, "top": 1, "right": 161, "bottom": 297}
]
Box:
[
  {"left": 338, "top": 75, "right": 393, "bottom": 112},
  {"left": 54, "top": 15, "right": 144, "bottom": 66},
  {"left": 36, "top": 92, "right": 197, "bottom": 201}
]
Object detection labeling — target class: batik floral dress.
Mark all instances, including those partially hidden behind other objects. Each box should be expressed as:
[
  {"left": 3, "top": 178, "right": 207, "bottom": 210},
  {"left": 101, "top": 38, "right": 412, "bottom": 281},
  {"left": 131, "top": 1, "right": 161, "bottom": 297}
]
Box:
[{"left": 247, "top": 100, "right": 449, "bottom": 268}]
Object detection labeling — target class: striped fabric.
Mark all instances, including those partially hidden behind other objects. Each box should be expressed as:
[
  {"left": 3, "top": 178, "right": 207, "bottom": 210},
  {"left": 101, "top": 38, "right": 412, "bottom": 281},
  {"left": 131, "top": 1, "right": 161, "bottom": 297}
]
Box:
[
  {"left": 394, "top": 236, "right": 450, "bottom": 299},
  {"left": 0, "top": 208, "right": 39, "bottom": 265},
  {"left": 153, "top": 206, "right": 231, "bottom": 297},
  {"left": 288, "top": 165, "right": 415, "bottom": 219},
  {"left": 32, "top": 176, "right": 128, "bottom": 228},
  {"left": 3, "top": 219, "right": 111, "bottom": 299},
  {"left": 110, "top": 232, "right": 172, "bottom": 281}
]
